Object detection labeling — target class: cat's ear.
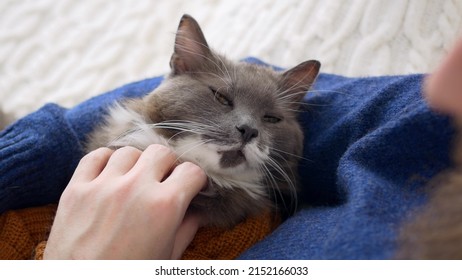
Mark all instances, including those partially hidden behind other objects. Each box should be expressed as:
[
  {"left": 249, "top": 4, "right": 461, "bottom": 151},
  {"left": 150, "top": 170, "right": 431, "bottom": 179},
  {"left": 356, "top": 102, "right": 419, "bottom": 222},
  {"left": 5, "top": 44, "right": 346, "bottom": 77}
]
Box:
[
  {"left": 170, "top": 14, "right": 212, "bottom": 75},
  {"left": 279, "top": 60, "right": 321, "bottom": 107}
]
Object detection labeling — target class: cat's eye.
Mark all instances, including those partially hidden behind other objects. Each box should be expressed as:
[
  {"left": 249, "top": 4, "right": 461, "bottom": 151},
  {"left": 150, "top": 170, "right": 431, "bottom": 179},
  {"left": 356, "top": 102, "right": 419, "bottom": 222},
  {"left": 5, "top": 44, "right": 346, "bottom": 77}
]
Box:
[
  {"left": 263, "top": 115, "right": 282, "bottom": 124},
  {"left": 209, "top": 87, "right": 232, "bottom": 107}
]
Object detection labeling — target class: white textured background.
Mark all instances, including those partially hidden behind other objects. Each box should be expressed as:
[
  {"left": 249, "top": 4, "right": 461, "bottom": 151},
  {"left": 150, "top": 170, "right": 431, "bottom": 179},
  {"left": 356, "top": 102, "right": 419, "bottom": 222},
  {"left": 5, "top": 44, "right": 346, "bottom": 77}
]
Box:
[{"left": 1, "top": 0, "right": 461, "bottom": 123}]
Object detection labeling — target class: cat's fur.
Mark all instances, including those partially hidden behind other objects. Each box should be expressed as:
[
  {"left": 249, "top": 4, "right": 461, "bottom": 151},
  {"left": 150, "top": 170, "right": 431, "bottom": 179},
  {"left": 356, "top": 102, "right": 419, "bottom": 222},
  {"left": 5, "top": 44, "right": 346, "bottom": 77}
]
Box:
[
  {"left": 85, "top": 15, "right": 320, "bottom": 228},
  {"left": 397, "top": 121, "right": 462, "bottom": 259}
]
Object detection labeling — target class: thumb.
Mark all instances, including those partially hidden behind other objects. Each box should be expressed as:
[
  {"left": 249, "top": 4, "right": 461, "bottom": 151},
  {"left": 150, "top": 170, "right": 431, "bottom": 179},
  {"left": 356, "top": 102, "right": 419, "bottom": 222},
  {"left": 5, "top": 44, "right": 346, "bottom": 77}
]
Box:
[{"left": 164, "top": 161, "right": 208, "bottom": 209}]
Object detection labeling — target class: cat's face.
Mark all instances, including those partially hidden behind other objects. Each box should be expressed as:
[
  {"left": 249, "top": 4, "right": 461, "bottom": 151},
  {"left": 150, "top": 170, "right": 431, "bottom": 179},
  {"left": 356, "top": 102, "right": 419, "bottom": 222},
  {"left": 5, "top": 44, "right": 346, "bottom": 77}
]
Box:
[
  {"left": 148, "top": 62, "right": 302, "bottom": 180},
  {"left": 140, "top": 15, "right": 320, "bottom": 200},
  {"left": 96, "top": 14, "right": 320, "bottom": 226}
]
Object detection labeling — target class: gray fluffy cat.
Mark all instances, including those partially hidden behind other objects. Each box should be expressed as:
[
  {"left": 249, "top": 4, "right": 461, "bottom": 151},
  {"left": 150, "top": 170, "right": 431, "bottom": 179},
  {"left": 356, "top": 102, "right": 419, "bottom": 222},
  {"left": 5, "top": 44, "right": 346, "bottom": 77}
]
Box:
[{"left": 86, "top": 15, "right": 320, "bottom": 228}]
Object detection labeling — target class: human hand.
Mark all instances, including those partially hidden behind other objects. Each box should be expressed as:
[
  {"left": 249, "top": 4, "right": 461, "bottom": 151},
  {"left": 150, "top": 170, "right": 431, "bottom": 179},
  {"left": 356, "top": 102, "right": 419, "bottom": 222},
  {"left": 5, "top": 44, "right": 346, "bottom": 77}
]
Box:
[
  {"left": 425, "top": 39, "right": 462, "bottom": 117},
  {"left": 43, "top": 144, "right": 207, "bottom": 259}
]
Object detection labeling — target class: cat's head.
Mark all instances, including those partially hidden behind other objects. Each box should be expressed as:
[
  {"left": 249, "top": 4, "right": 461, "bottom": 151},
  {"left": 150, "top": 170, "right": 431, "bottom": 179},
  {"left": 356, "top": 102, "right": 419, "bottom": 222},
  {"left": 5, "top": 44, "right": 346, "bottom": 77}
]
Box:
[{"left": 139, "top": 15, "right": 320, "bottom": 218}]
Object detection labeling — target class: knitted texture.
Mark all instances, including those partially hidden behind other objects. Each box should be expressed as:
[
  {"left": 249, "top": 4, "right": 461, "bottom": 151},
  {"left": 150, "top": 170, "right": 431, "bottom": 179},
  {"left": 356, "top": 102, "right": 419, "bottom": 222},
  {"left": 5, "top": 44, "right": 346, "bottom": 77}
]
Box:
[
  {"left": 1, "top": 1, "right": 461, "bottom": 120},
  {"left": 0, "top": 205, "right": 55, "bottom": 260},
  {"left": 0, "top": 205, "right": 278, "bottom": 260},
  {"left": 34, "top": 241, "right": 47, "bottom": 260},
  {"left": 181, "top": 211, "right": 280, "bottom": 260}
]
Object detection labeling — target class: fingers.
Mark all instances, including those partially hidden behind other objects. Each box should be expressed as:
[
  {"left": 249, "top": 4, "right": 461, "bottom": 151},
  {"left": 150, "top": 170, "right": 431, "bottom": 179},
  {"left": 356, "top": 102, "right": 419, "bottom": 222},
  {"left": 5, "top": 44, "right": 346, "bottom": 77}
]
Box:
[
  {"left": 71, "top": 146, "right": 143, "bottom": 183},
  {"left": 74, "top": 144, "right": 203, "bottom": 184},
  {"left": 425, "top": 39, "right": 462, "bottom": 117},
  {"left": 164, "top": 161, "right": 207, "bottom": 206},
  {"left": 58, "top": 144, "right": 207, "bottom": 260},
  {"left": 101, "top": 146, "right": 142, "bottom": 176},
  {"left": 132, "top": 144, "right": 178, "bottom": 181},
  {"left": 171, "top": 213, "right": 201, "bottom": 259},
  {"left": 130, "top": 144, "right": 206, "bottom": 203},
  {"left": 70, "top": 148, "right": 113, "bottom": 183},
  {"left": 72, "top": 144, "right": 206, "bottom": 207}
]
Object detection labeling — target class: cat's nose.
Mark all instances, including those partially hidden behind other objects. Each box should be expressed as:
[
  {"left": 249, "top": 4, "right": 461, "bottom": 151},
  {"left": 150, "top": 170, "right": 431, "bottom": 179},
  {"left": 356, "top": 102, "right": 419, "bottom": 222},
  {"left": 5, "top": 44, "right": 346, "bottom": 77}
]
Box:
[{"left": 236, "top": 124, "right": 259, "bottom": 143}]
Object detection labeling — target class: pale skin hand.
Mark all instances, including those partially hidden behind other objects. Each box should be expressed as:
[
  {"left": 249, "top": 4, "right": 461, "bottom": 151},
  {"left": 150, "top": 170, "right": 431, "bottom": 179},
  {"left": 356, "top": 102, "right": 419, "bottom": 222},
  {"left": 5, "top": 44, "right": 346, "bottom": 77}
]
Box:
[
  {"left": 43, "top": 144, "right": 207, "bottom": 260},
  {"left": 425, "top": 39, "right": 462, "bottom": 117}
]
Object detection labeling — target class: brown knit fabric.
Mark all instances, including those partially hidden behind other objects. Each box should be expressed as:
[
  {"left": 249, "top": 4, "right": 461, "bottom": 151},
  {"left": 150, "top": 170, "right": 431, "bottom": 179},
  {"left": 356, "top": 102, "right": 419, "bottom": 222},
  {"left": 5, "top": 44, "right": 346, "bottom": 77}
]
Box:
[
  {"left": 33, "top": 241, "right": 47, "bottom": 260},
  {"left": 0, "top": 204, "right": 279, "bottom": 260},
  {"left": 181, "top": 210, "right": 280, "bottom": 260},
  {"left": 0, "top": 205, "right": 56, "bottom": 260}
]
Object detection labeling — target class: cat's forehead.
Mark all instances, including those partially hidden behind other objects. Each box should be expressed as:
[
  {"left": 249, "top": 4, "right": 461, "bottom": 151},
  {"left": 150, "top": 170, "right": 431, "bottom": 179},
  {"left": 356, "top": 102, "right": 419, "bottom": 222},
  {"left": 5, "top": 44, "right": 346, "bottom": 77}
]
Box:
[
  {"left": 193, "top": 61, "right": 286, "bottom": 109},
  {"left": 234, "top": 62, "right": 279, "bottom": 86},
  {"left": 207, "top": 61, "right": 281, "bottom": 95}
]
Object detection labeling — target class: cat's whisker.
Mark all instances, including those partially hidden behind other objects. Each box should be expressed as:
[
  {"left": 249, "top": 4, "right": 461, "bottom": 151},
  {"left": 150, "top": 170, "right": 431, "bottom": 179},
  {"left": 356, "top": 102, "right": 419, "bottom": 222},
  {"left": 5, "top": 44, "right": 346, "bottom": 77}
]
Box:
[
  {"left": 276, "top": 81, "right": 301, "bottom": 99},
  {"left": 150, "top": 125, "right": 208, "bottom": 138},
  {"left": 166, "top": 130, "right": 191, "bottom": 144},
  {"left": 260, "top": 163, "right": 287, "bottom": 212},
  {"left": 263, "top": 156, "right": 298, "bottom": 213},
  {"left": 285, "top": 101, "right": 332, "bottom": 108},
  {"left": 173, "top": 138, "right": 215, "bottom": 163},
  {"left": 211, "top": 50, "right": 234, "bottom": 87},
  {"left": 307, "top": 89, "right": 350, "bottom": 95},
  {"left": 153, "top": 120, "right": 221, "bottom": 132},
  {"left": 269, "top": 151, "right": 299, "bottom": 201},
  {"left": 276, "top": 87, "right": 347, "bottom": 112},
  {"left": 269, "top": 146, "right": 312, "bottom": 162},
  {"left": 151, "top": 125, "right": 220, "bottom": 145},
  {"left": 276, "top": 65, "right": 319, "bottom": 99},
  {"left": 186, "top": 71, "right": 233, "bottom": 89},
  {"left": 151, "top": 124, "right": 204, "bottom": 134},
  {"left": 276, "top": 90, "right": 314, "bottom": 111},
  {"left": 276, "top": 90, "right": 309, "bottom": 101},
  {"left": 195, "top": 116, "right": 224, "bottom": 131},
  {"left": 264, "top": 162, "right": 292, "bottom": 210}
]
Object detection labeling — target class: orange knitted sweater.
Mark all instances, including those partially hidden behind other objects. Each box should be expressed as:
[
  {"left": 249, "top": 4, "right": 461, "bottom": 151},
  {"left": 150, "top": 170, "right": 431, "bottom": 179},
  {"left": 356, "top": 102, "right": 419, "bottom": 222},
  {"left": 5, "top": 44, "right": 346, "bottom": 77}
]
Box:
[{"left": 0, "top": 205, "right": 279, "bottom": 260}]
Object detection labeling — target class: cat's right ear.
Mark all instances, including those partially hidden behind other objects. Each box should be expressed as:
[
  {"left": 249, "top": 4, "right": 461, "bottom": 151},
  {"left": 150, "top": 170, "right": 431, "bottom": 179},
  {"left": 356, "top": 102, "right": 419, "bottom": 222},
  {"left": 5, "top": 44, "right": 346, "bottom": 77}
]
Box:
[
  {"left": 170, "top": 15, "right": 212, "bottom": 75},
  {"left": 279, "top": 60, "right": 321, "bottom": 108}
]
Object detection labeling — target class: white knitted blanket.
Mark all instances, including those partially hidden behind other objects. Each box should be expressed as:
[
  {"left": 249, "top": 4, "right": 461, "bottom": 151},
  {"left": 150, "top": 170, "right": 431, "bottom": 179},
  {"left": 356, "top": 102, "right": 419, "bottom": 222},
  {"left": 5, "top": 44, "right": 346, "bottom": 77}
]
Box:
[{"left": 1, "top": 0, "right": 461, "bottom": 122}]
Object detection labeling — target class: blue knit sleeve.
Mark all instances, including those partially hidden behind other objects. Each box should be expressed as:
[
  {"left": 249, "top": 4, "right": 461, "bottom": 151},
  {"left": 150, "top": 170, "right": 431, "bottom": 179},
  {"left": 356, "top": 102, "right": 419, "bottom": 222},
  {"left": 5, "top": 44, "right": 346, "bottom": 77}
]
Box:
[
  {"left": 0, "top": 104, "right": 84, "bottom": 212},
  {"left": 0, "top": 76, "right": 163, "bottom": 213}
]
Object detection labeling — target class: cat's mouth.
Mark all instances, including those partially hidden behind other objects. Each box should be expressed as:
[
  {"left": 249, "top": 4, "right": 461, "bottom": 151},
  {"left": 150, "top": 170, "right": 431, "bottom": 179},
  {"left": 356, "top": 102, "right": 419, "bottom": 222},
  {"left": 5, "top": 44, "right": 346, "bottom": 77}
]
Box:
[{"left": 217, "top": 149, "right": 246, "bottom": 168}]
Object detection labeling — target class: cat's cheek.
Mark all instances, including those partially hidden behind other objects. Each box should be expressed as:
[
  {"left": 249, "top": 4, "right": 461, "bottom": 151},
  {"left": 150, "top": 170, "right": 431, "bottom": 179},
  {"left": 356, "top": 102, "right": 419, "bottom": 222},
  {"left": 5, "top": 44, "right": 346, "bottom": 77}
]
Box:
[
  {"left": 172, "top": 136, "right": 222, "bottom": 171},
  {"left": 243, "top": 143, "right": 270, "bottom": 167}
]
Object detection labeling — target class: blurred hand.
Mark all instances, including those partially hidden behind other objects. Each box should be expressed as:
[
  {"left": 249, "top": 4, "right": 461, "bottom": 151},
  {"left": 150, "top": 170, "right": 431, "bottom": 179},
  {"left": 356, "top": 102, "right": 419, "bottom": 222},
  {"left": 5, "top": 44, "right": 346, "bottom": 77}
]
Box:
[
  {"left": 425, "top": 39, "right": 462, "bottom": 118},
  {"left": 44, "top": 144, "right": 207, "bottom": 259}
]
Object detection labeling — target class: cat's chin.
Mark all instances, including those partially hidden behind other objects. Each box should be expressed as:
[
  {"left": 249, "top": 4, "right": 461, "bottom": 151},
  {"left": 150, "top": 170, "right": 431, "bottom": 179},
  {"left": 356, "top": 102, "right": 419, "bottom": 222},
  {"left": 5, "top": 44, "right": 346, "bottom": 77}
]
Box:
[
  {"left": 172, "top": 136, "right": 265, "bottom": 180},
  {"left": 217, "top": 149, "right": 246, "bottom": 168}
]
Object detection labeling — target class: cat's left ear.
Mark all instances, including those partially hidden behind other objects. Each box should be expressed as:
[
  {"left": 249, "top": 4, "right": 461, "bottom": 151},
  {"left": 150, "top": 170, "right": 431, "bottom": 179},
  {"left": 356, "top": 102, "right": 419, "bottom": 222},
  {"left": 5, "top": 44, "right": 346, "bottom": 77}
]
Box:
[
  {"left": 170, "top": 14, "right": 213, "bottom": 75},
  {"left": 279, "top": 60, "right": 321, "bottom": 107}
]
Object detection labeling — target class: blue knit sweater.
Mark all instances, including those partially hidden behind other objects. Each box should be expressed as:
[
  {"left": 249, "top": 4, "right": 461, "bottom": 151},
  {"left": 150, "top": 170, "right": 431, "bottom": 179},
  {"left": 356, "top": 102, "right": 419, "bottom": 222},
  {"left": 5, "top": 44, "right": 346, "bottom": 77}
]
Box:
[{"left": 0, "top": 58, "right": 454, "bottom": 259}]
